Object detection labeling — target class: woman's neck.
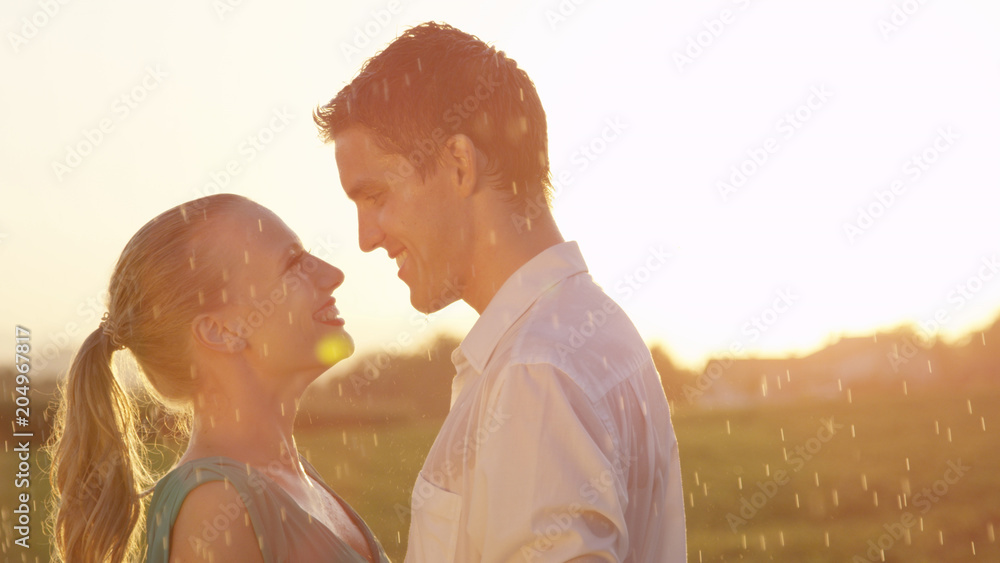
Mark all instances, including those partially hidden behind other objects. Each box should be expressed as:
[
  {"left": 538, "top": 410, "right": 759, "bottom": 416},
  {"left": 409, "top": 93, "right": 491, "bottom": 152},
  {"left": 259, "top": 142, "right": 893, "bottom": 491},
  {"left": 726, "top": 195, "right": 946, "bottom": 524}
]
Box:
[{"left": 178, "top": 371, "right": 307, "bottom": 478}]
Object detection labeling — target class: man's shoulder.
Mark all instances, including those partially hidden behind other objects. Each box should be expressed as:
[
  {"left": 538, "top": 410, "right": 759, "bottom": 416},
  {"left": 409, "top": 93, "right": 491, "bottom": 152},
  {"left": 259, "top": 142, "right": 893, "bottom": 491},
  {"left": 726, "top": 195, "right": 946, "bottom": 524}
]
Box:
[{"left": 498, "top": 273, "right": 653, "bottom": 398}]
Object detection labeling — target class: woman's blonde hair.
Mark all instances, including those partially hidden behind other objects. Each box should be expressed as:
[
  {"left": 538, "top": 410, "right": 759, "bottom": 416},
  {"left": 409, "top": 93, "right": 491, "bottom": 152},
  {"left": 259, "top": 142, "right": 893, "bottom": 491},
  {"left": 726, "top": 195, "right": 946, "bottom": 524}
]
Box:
[{"left": 48, "top": 193, "right": 254, "bottom": 563}]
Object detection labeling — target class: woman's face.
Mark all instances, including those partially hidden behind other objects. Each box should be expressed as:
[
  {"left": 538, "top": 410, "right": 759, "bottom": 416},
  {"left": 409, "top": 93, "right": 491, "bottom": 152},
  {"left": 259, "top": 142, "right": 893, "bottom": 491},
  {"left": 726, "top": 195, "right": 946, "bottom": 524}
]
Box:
[{"left": 210, "top": 203, "right": 354, "bottom": 378}]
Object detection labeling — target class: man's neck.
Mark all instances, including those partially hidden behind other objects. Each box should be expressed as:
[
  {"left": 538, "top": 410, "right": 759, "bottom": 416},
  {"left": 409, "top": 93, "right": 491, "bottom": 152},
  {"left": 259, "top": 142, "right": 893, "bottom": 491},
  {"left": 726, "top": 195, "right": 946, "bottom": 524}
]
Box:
[{"left": 462, "top": 206, "right": 564, "bottom": 315}]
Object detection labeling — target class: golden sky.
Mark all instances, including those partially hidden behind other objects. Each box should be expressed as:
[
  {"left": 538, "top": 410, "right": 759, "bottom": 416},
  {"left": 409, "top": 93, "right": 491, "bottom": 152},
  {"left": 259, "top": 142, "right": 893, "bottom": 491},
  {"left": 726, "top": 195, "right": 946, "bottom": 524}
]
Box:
[{"left": 2, "top": 0, "right": 1000, "bottom": 372}]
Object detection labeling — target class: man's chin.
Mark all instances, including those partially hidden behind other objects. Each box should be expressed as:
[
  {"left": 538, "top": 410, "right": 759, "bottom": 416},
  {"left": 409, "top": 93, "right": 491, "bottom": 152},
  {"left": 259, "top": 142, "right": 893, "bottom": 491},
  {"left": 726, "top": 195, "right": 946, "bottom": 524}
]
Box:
[{"left": 410, "top": 290, "right": 459, "bottom": 315}]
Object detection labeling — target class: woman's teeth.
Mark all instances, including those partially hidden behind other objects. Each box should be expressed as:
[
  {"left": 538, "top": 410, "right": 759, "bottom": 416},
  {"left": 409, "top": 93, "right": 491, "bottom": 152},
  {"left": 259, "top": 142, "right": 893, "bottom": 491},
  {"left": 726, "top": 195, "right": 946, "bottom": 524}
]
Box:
[
  {"left": 395, "top": 250, "right": 409, "bottom": 269},
  {"left": 315, "top": 305, "right": 340, "bottom": 322}
]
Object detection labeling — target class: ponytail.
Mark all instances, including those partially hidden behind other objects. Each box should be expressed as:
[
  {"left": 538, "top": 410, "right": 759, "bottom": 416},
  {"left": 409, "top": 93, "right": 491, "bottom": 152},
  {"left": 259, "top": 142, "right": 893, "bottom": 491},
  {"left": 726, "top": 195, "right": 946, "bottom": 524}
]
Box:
[
  {"left": 47, "top": 193, "right": 255, "bottom": 561},
  {"left": 49, "top": 327, "right": 153, "bottom": 563}
]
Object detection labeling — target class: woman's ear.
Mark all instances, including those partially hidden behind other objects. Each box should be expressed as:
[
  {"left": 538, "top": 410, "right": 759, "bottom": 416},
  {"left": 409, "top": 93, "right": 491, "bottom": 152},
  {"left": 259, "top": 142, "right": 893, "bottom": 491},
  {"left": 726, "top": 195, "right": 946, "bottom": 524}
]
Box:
[{"left": 192, "top": 314, "right": 246, "bottom": 353}]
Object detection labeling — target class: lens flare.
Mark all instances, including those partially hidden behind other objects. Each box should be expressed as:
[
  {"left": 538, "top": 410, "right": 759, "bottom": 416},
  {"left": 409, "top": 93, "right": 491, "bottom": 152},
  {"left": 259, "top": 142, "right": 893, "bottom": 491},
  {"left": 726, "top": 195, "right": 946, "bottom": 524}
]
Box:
[{"left": 315, "top": 333, "right": 354, "bottom": 365}]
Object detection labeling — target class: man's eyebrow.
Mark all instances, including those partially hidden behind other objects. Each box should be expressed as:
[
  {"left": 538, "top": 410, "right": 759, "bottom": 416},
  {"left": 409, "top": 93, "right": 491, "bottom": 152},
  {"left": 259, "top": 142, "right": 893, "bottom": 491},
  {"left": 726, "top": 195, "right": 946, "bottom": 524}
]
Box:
[{"left": 344, "top": 178, "right": 385, "bottom": 201}]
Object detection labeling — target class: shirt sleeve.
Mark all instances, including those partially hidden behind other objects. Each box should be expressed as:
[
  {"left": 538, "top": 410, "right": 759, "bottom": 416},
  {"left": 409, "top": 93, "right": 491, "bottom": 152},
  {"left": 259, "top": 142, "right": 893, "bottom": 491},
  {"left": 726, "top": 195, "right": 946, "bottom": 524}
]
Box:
[{"left": 470, "top": 362, "right": 629, "bottom": 562}]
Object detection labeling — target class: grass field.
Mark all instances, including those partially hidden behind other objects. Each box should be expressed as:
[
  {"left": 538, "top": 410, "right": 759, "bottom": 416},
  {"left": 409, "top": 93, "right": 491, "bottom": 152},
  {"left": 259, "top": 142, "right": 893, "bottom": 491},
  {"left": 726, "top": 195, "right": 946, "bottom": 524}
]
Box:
[{"left": 3, "top": 386, "right": 998, "bottom": 562}]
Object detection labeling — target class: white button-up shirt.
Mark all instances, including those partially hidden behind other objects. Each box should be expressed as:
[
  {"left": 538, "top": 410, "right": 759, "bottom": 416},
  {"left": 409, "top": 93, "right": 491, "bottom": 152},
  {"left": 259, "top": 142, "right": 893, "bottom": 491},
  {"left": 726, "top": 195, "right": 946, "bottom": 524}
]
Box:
[{"left": 404, "top": 242, "right": 686, "bottom": 562}]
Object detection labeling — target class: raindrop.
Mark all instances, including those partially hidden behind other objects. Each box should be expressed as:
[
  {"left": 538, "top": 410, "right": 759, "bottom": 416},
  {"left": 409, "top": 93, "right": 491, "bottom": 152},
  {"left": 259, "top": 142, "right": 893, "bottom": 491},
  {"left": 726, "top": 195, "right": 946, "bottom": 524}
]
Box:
[
  {"left": 780, "top": 428, "right": 785, "bottom": 442},
  {"left": 968, "top": 399, "right": 973, "bottom": 414},
  {"left": 373, "top": 433, "right": 379, "bottom": 446},
  {"left": 988, "top": 523, "right": 995, "bottom": 542},
  {"left": 935, "top": 420, "right": 940, "bottom": 435},
  {"left": 947, "top": 427, "right": 952, "bottom": 442},
  {"left": 873, "top": 491, "right": 878, "bottom": 507},
  {"left": 851, "top": 424, "right": 856, "bottom": 438},
  {"left": 702, "top": 482, "right": 708, "bottom": 496},
  {"left": 759, "top": 534, "right": 766, "bottom": 550},
  {"left": 905, "top": 457, "right": 910, "bottom": 471},
  {"left": 740, "top": 535, "right": 747, "bottom": 550},
  {"left": 938, "top": 530, "right": 944, "bottom": 545},
  {"left": 779, "top": 530, "right": 785, "bottom": 546},
  {"left": 688, "top": 492, "right": 694, "bottom": 508},
  {"left": 982, "top": 417, "right": 987, "bottom": 431},
  {"left": 694, "top": 471, "right": 700, "bottom": 486},
  {"left": 832, "top": 489, "right": 839, "bottom": 507},
  {"left": 903, "top": 380, "right": 908, "bottom": 395},
  {"left": 824, "top": 531, "right": 830, "bottom": 547},
  {"left": 813, "top": 472, "right": 819, "bottom": 487},
  {"left": 737, "top": 477, "right": 743, "bottom": 490},
  {"left": 726, "top": 420, "right": 731, "bottom": 435},
  {"left": 847, "top": 388, "right": 852, "bottom": 403},
  {"left": 794, "top": 493, "right": 800, "bottom": 508}
]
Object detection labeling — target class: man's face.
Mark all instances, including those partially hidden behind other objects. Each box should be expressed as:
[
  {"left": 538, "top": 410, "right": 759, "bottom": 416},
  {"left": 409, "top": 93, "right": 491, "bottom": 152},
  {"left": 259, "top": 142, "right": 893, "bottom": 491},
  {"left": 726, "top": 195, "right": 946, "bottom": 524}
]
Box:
[{"left": 333, "top": 126, "right": 467, "bottom": 314}]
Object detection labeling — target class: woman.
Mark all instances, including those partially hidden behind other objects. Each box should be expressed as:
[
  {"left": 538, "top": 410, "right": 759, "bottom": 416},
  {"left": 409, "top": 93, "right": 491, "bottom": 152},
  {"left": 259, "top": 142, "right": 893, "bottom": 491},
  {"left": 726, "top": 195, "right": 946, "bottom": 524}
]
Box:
[{"left": 49, "top": 194, "right": 390, "bottom": 562}]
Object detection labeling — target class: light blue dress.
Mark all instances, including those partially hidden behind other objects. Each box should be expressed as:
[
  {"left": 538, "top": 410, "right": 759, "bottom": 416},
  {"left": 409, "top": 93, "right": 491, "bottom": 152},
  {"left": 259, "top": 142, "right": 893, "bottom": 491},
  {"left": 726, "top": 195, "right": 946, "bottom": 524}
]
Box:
[{"left": 146, "top": 456, "right": 391, "bottom": 562}]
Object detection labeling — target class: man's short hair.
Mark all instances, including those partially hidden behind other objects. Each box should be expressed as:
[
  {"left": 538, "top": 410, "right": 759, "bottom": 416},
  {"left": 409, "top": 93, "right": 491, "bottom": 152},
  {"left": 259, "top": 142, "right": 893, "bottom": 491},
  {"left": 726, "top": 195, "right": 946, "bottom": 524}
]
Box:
[{"left": 315, "top": 21, "right": 551, "bottom": 203}]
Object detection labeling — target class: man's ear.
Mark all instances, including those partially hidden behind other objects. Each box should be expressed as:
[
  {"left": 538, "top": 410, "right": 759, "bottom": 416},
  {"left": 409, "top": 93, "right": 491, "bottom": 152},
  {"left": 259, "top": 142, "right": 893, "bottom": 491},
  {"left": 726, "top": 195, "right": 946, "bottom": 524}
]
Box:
[
  {"left": 444, "top": 134, "right": 480, "bottom": 198},
  {"left": 192, "top": 313, "right": 246, "bottom": 353}
]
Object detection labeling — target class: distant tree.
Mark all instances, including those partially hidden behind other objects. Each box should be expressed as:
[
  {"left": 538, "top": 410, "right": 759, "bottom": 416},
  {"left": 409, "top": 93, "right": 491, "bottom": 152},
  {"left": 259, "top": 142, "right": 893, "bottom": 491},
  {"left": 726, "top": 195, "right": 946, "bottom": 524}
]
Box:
[{"left": 649, "top": 344, "right": 696, "bottom": 407}]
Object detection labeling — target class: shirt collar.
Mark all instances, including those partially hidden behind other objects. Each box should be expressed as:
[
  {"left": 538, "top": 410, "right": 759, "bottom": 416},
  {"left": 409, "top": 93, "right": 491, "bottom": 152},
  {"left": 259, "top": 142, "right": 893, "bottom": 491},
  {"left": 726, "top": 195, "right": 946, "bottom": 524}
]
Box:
[{"left": 457, "top": 241, "right": 588, "bottom": 374}]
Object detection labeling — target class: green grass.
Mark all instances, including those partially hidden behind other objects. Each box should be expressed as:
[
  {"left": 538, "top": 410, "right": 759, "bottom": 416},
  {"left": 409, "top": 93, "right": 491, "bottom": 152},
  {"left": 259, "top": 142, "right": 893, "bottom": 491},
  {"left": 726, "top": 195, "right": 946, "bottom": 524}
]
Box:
[{"left": 3, "top": 388, "right": 999, "bottom": 562}]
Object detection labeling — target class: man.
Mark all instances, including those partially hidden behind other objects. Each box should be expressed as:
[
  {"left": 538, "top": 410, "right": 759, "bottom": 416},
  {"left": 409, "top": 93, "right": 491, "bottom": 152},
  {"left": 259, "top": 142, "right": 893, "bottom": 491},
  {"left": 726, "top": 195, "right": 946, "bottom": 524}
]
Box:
[{"left": 315, "top": 22, "right": 686, "bottom": 562}]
